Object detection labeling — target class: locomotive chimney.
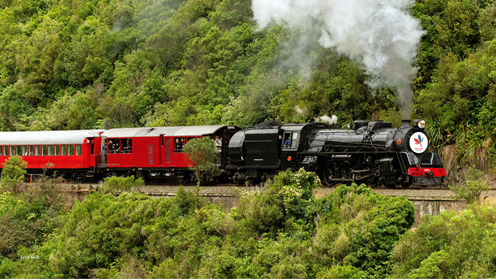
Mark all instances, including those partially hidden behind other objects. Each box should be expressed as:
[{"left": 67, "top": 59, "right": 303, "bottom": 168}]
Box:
[{"left": 401, "top": 119, "right": 410, "bottom": 128}]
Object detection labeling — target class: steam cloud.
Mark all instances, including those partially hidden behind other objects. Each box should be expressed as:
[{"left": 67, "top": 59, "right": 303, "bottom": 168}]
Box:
[
  {"left": 295, "top": 105, "right": 308, "bottom": 116},
  {"left": 315, "top": 114, "right": 338, "bottom": 125},
  {"left": 252, "top": 0, "right": 425, "bottom": 118}
]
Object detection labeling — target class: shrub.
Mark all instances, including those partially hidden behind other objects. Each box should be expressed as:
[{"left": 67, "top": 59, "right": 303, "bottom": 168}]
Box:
[
  {"left": 1, "top": 156, "right": 27, "bottom": 193},
  {"left": 449, "top": 166, "right": 491, "bottom": 204}
]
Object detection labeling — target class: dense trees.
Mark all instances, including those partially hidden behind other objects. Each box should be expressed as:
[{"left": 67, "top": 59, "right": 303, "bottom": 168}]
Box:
[
  {"left": 0, "top": 169, "right": 417, "bottom": 278},
  {"left": 1, "top": 169, "right": 495, "bottom": 278}
]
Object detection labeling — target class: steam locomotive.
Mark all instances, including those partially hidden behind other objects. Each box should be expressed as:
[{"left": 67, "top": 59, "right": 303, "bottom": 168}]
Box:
[
  {"left": 0, "top": 119, "right": 446, "bottom": 187},
  {"left": 227, "top": 119, "right": 446, "bottom": 187}
]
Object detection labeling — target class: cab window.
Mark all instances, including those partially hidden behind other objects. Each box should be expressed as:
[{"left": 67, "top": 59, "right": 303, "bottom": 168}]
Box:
[
  {"left": 282, "top": 132, "right": 299, "bottom": 149},
  {"left": 291, "top": 132, "right": 299, "bottom": 148}
]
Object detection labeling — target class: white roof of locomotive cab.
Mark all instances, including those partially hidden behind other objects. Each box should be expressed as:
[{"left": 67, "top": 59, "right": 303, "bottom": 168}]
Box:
[
  {"left": 101, "top": 125, "right": 234, "bottom": 138},
  {"left": 0, "top": 130, "right": 105, "bottom": 145}
]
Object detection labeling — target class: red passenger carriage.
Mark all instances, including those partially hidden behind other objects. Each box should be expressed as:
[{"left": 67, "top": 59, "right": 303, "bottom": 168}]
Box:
[
  {"left": 100, "top": 125, "right": 240, "bottom": 180},
  {"left": 0, "top": 130, "right": 104, "bottom": 179}
]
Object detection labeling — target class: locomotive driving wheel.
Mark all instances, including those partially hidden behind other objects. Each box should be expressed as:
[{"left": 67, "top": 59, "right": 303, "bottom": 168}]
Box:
[
  {"left": 321, "top": 163, "right": 336, "bottom": 186},
  {"left": 338, "top": 162, "right": 351, "bottom": 180}
]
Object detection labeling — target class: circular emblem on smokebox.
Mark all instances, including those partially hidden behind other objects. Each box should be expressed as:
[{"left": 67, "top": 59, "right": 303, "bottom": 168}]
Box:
[
  {"left": 287, "top": 156, "right": 292, "bottom": 161},
  {"left": 409, "top": 132, "right": 428, "bottom": 154}
]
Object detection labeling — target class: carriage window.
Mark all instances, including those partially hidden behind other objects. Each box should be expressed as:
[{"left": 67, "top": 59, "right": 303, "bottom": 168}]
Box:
[
  {"left": 55, "top": 145, "right": 60, "bottom": 156},
  {"left": 3, "top": 146, "right": 8, "bottom": 156},
  {"left": 11, "top": 146, "right": 15, "bottom": 156},
  {"left": 29, "top": 145, "right": 34, "bottom": 156},
  {"left": 174, "top": 137, "right": 184, "bottom": 153},
  {"left": 48, "top": 145, "right": 53, "bottom": 156},
  {"left": 68, "top": 145, "right": 74, "bottom": 156},
  {"left": 0, "top": 146, "right": 2, "bottom": 156},
  {"left": 61, "top": 145, "right": 67, "bottom": 156},
  {"left": 42, "top": 145, "right": 47, "bottom": 156},
  {"left": 108, "top": 139, "right": 121, "bottom": 154},
  {"left": 22, "top": 145, "right": 27, "bottom": 156},
  {"left": 76, "top": 144, "right": 82, "bottom": 155},
  {"left": 122, "top": 139, "right": 132, "bottom": 154},
  {"left": 35, "top": 145, "right": 40, "bottom": 156}
]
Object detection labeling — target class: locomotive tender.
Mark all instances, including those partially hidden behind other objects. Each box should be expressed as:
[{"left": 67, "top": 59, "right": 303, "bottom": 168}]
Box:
[{"left": 0, "top": 119, "right": 446, "bottom": 187}]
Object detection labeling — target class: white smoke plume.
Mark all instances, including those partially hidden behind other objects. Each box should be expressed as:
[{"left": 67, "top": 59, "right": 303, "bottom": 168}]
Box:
[
  {"left": 252, "top": 0, "right": 425, "bottom": 119},
  {"left": 295, "top": 105, "right": 308, "bottom": 116},
  {"left": 315, "top": 114, "right": 338, "bottom": 125}
]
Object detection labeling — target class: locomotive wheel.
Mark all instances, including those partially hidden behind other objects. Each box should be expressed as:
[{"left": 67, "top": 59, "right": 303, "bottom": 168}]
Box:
[
  {"left": 321, "top": 163, "right": 336, "bottom": 186},
  {"left": 338, "top": 162, "right": 351, "bottom": 180}
]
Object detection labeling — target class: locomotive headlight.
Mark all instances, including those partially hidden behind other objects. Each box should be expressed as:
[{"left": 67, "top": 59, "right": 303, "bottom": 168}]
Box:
[
  {"left": 418, "top": 119, "right": 426, "bottom": 129},
  {"left": 413, "top": 119, "right": 426, "bottom": 129}
]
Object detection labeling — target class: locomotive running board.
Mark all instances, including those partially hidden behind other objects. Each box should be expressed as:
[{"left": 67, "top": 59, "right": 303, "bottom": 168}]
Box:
[{"left": 300, "top": 151, "right": 393, "bottom": 155}]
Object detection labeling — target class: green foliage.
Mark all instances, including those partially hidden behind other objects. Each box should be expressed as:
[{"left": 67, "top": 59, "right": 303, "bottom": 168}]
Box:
[
  {"left": 1, "top": 156, "right": 27, "bottom": 192},
  {"left": 391, "top": 204, "right": 496, "bottom": 278},
  {"left": 183, "top": 136, "right": 220, "bottom": 186},
  {"left": 312, "top": 183, "right": 416, "bottom": 278},
  {"left": 449, "top": 165, "right": 491, "bottom": 204},
  {"left": 100, "top": 175, "right": 145, "bottom": 195},
  {"left": 0, "top": 169, "right": 416, "bottom": 279},
  {"left": 317, "top": 265, "right": 367, "bottom": 279},
  {"left": 0, "top": 0, "right": 403, "bottom": 132},
  {"left": 0, "top": 174, "right": 67, "bottom": 277}
]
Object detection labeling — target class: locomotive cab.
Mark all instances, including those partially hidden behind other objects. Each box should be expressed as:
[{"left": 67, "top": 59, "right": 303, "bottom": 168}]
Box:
[{"left": 280, "top": 123, "right": 327, "bottom": 170}]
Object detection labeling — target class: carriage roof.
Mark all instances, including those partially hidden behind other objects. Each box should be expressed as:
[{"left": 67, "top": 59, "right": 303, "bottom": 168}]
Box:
[
  {"left": 101, "top": 125, "right": 238, "bottom": 138},
  {"left": 0, "top": 130, "right": 105, "bottom": 145}
]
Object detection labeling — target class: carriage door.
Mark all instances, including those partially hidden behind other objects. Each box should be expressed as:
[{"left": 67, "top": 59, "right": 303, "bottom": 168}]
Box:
[
  {"left": 164, "top": 136, "right": 171, "bottom": 164},
  {"left": 99, "top": 136, "right": 107, "bottom": 168},
  {"left": 158, "top": 134, "right": 164, "bottom": 166},
  {"left": 148, "top": 144, "right": 154, "bottom": 166}
]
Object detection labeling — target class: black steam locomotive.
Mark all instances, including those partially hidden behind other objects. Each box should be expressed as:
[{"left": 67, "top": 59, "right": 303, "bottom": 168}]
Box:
[{"left": 226, "top": 119, "right": 446, "bottom": 187}]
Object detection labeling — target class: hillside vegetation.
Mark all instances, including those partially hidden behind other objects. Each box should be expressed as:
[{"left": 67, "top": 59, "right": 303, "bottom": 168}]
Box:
[
  {"left": 1, "top": 170, "right": 496, "bottom": 278},
  {"left": 2, "top": 0, "right": 496, "bottom": 173},
  {"left": 1, "top": 170, "right": 418, "bottom": 278}
]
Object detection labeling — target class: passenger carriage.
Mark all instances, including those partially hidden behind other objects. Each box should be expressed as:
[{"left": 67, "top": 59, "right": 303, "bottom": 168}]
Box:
[
  {"left": 0, "top": 130, "right": 104, "bottom": 179},
  {"left": 101, "top": 125, "right": 240, "bottom": 180}
]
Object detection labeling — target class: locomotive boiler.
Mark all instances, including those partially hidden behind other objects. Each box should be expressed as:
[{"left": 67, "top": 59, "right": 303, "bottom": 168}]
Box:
[{"left": 227, "top": 119, "right": 446, "bottom": 187}]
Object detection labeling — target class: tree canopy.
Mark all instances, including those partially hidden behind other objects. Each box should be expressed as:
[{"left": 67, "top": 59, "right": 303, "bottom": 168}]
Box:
[
  {"left": 0, "top": 169, "right": 416, "bottom": 278},
  {"left": 183, "top": 136, "right": 220, "bottom": 186}
]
